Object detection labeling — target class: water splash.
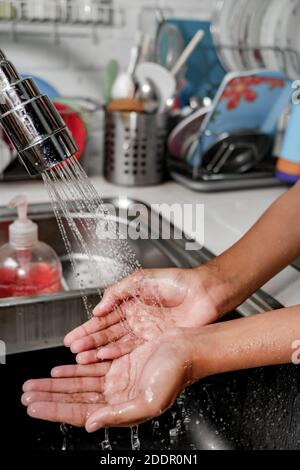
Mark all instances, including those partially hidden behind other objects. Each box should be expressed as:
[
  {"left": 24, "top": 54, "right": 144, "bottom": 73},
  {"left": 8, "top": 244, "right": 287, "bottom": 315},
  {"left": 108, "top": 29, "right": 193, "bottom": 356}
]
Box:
[
  {"left": 60, "top": 423, "right": 69, "bottom": 451},
  {"left": 101, "top": 428, "right": 112, "bottom": 450},
  {"left": 42, "top": 157, "right": 141, "bottom": 318},
  {"left": 41, "top": 157, "right": 174, "bottom": 449},
  {"left": 42, "top": 157, "right": 146, "bottom": 449},
  {"left": 131, "top": 426, "right": 141, "bottom": 450}
]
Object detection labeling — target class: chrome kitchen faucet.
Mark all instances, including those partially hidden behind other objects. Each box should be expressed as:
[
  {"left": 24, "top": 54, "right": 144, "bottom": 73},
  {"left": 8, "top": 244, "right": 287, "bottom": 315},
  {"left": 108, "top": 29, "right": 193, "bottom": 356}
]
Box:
[{"left": 0, "top": 49, "right": 78, "bottom": 176}]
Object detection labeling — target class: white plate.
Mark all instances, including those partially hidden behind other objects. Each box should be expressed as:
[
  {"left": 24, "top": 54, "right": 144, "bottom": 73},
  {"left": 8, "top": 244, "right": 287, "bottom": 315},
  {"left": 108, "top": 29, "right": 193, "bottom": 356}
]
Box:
[
  {"left": 280, "top": 0, "right": 300, "bottom": 79},
  {"left": 212, "top": 0, "right": 238, "bottom": 72},
  {"left": 243, "top": 0, "right": 272, "bottom": 69},
  {"left": 260, "top": 0, "right": 287, "bottom": 70},
  {"left": 212, "top": 0, "right": 249, "bottom": 72},
  {"left": 229, "top": 0, "right": 249, "bottom": 71},
  {"left": 135, "top": 62, "right": 176, "bottom": 114},
  {"left": 237, "top": 1, "right": 254, "bottom": 70},
  {"left": 271, "top": 0, "right": 297, "bottom": 73}
]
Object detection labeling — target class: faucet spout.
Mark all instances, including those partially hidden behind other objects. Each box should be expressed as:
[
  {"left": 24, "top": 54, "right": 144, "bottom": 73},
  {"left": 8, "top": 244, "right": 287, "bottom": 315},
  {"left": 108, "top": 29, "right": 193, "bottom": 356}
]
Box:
[{"left": 0, "top": 49, "right": 78, "bottom": 176}]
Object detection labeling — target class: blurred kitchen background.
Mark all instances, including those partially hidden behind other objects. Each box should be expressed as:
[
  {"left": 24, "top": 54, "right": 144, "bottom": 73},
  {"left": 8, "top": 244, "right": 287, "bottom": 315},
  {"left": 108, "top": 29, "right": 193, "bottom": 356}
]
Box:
[
  {"left": 3, "top": 2, "right": 300, "bottom": 450},
  {"left": 0, "top": 0, "right": 213, "bottom": 179},
  {"left": 1, "top": 0, "right": 300, "bottom": 188},
  {"left": 0, "top": 0, "right": 300, "bottom": 191}
]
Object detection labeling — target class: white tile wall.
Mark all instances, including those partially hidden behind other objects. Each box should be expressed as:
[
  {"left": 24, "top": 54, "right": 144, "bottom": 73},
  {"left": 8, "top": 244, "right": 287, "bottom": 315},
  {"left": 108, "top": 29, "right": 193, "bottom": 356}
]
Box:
[{"left": 0, "top": 0, "right": 215, "bottom": 172}]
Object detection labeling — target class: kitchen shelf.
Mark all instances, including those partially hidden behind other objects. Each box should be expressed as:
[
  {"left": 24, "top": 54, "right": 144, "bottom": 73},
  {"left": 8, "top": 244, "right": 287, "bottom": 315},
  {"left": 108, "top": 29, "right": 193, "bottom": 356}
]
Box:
[{"left": 0, "top": 0, "right": 125, "bottom": 41}]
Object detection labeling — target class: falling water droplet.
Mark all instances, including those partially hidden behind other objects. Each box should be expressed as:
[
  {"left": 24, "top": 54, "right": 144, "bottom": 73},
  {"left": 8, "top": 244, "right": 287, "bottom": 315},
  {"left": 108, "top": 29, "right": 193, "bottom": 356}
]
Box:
[
  {"left": 169, "top": 427, "right": 179, "bottom": 438},
  {"left": 60, "top": 423, "right": 69, "bottom": 451},
  {"left": 40, "top": 158, "right": 174, "bottom": 451},
  {"left": 101, "top": 428, "right": 112, "bottom": 450},
  {"left": 131, "top": 426, "right": 140, "bottom": 450}
]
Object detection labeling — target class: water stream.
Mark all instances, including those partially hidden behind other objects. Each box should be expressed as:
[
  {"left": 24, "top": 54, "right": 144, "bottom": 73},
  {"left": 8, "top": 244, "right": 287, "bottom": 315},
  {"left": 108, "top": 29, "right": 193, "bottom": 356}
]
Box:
[
  {"left": 42, "top": 156, "right": 144, "bottom": 450},
  {"left": 42, "top": 156, "right": 141, "bottom": 317}
]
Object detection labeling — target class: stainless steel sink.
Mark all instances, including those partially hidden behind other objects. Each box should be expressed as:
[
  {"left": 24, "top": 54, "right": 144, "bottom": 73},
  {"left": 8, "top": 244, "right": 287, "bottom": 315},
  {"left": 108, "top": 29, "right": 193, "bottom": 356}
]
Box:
[{"left": 0, "top": 198, "right": 282, "bottom": 354}]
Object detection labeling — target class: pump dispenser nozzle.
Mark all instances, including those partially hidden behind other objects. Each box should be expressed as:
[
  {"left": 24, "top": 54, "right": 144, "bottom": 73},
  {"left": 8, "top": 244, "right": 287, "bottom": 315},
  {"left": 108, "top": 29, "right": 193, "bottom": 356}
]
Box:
[{"left": 8, "top": 195, "right": 38, "bottom": 249}]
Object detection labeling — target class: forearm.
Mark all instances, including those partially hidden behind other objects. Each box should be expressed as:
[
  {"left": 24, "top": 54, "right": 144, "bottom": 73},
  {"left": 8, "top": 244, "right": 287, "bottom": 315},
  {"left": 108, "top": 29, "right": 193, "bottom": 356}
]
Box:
[
  {"left": 192, "top": 305, "right": 300, "bottom": 380},
  {"left": 201, "top": 182, "right": 300, "bottom": 313}
]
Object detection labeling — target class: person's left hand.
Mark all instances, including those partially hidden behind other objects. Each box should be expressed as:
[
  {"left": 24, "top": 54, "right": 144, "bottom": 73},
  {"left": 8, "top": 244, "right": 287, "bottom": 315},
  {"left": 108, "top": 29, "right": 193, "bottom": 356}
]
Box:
[
  {"left": 21, "top": 328, "right": 201, "bottom": 431},
  {"left": 63, "top": 267, "right": 224, "bottom": 364}
]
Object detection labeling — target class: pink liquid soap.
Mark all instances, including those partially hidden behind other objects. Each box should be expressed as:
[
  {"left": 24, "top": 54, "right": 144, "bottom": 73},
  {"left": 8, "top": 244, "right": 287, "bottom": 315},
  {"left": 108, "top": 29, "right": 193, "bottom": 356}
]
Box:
[
  {"left": 0, "top": 196, "right": 63, "bottom": 299},
  {"left": 0, "top": 263, "right": 62, "bottom": 298}
]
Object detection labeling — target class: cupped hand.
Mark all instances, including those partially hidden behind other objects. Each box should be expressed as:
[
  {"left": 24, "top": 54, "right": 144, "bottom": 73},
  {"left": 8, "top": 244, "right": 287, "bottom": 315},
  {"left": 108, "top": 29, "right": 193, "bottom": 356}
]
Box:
[
  {"left": 22, "top": 329, "right": 197, "bottom": 431},
  {"left": 64, "top": 268, "right": 225, "bottom": 363}
]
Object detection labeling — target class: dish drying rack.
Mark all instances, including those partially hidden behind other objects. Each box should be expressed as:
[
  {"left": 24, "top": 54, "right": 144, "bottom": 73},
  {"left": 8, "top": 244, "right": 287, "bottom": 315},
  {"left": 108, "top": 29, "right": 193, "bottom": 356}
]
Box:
[
  {"left": 0, "top": 0, "right": 125, "bottom": 42},
  {"left": 214, "top": 43, "right": 300, "bottom": 80},
  {"left": 169, "top": 42, "right": 299, "bottom": 192},
  {"left": 169, "top": 129, "right": 279, "bottom": 192}
]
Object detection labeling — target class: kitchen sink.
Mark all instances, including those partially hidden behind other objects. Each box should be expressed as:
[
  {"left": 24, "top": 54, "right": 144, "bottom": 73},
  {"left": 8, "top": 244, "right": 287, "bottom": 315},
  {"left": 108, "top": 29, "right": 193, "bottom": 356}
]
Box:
[
  {"left": 0, "top": 198, "right": 282, "bottom": 355},
  {"left": 0, "top": 197, "right": 298, "bottom": 451},
  {"left": 0, "top": 198, "right": 207, "bottom": 355}
]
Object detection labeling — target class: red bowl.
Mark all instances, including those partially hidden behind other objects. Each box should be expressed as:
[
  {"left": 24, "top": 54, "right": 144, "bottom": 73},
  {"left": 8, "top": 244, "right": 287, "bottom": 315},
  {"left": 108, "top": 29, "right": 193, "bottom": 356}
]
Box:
[{"left": 54, "top": 102, "right": 87, "bottom": 160}]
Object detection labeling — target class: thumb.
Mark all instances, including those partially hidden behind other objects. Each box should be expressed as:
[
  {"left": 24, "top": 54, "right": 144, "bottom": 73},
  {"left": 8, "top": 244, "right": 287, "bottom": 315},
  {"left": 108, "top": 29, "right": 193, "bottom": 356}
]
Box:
[
  {"left": 93, "top": 271, "right": 145, "bottom": 317},
  {"left": 85, "top": 398, "right": 154, "bottom": 432}
]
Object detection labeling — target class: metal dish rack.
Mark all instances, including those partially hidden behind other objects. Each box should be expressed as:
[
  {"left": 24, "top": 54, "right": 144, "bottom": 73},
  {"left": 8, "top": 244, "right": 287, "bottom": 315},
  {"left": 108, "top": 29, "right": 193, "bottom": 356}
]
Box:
[
  {"left": 213, "top": 44, "right": 300, "bottom": 79},
  {"left": 0, "top": 0, "right": 125, "bottom": 42},
  {"left": 169, "top": 42, "right": 299, "bottom": 191}
]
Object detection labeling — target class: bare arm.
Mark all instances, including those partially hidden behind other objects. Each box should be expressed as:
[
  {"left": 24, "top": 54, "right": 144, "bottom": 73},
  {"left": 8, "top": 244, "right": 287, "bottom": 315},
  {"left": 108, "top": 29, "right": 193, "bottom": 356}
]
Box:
[
  {"left": 192, "top": 305, "right": 300, "bottom": 380},
  {"left": 63, "top": 183, "right": 300, "bottom": 361},
  {"left": 202, "top": 182, "right": 300, "bottom": 314}
]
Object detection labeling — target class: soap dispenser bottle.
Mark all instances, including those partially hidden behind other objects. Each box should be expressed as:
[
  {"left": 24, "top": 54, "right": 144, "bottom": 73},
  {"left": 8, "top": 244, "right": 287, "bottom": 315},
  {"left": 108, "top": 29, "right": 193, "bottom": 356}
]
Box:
[{"left": 0, "top": 195, "right": 63, "bottom": 298}]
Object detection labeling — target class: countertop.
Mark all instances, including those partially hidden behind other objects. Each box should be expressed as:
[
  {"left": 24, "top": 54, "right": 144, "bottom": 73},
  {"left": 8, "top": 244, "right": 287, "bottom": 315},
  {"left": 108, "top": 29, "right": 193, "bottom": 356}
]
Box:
[{"left": 1, "top": 176, "right": 299, "bottom": 308}]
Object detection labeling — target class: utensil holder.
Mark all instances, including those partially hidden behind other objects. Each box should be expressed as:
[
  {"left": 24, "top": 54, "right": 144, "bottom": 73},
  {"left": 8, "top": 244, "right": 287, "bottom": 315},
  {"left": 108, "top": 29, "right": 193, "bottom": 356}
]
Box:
[{"left": 104, "top": 110, "right": 168, "bottom": 187}]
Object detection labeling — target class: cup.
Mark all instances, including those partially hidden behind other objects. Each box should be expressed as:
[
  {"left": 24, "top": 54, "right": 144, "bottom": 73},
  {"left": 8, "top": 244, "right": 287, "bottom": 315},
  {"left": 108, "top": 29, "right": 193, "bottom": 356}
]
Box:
[{"left": 276, "top": 103, "right": 300, "bottom": 183}]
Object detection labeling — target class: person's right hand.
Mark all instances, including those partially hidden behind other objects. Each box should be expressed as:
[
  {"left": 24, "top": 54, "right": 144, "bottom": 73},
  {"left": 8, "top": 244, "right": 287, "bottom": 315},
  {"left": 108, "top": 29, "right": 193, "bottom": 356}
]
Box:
[{"left": 64, "top": 267, "right": 229, "bottom": 363}]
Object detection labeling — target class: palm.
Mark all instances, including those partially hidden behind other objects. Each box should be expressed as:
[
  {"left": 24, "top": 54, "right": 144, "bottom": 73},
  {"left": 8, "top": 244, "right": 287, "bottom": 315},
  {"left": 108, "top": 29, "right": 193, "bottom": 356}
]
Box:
[
  {"left": 65, "top": 269, "right": 219, "bottom": 363},
  {"left": 22, "top": 329, "right": 192, "bottom": 430}
]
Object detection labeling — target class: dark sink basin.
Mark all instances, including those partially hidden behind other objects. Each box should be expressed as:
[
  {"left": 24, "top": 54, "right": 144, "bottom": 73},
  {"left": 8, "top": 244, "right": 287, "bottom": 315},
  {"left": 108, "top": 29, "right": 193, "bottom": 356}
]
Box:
[{"left": 2, "top": 343, "right": 300, "bottom": 451}]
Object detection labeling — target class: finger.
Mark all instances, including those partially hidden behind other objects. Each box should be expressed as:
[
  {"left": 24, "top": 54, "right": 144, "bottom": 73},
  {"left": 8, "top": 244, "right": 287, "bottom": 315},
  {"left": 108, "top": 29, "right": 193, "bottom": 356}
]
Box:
[
  {"left": 93, "top": 270, "right": 146, "bottom": 317},
  {"left": 85, "top": 398, "right": 155, "bottom": 432},
  {"left": 27, "top": 402, "right": 100, "bottom": 427},
  {"left": 22, "top": 391, "right": 106, "bottom": 406},
  {"left": 97, "top": 334, "right": 143, "bottom": 360},
  {"left": 23, "top": 377, "right": 105, "bottom": 394},
  {"left": 51, "top": 362, "right": 111, "bottom": 378},
  {"left": 64, "top": 310, "right": 124, "bottom": 347},
  {"left": 75, "top": 349, "right": 99, "bottom": 365},
  {"left": 70, "top": 320, "right": 130, "bottom": 354}
]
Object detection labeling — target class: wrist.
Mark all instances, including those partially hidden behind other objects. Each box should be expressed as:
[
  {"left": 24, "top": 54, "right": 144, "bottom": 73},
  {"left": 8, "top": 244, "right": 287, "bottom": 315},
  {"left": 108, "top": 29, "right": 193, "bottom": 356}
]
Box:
[
  {"left": 188, "top": 318, "right": 252, "bottom": 381},
  {"left": 194, "top": 260, "right": 240, "bottom": 318},
  {"left": 187, "top": 326, "right": 219, "bottom": 382}
]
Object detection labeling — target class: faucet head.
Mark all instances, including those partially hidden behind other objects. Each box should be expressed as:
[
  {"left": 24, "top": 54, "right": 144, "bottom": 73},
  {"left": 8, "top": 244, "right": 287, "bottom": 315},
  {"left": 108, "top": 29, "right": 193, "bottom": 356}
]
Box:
[{"left": 0, "top": 49, "right": 78, "bottom": 176}]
